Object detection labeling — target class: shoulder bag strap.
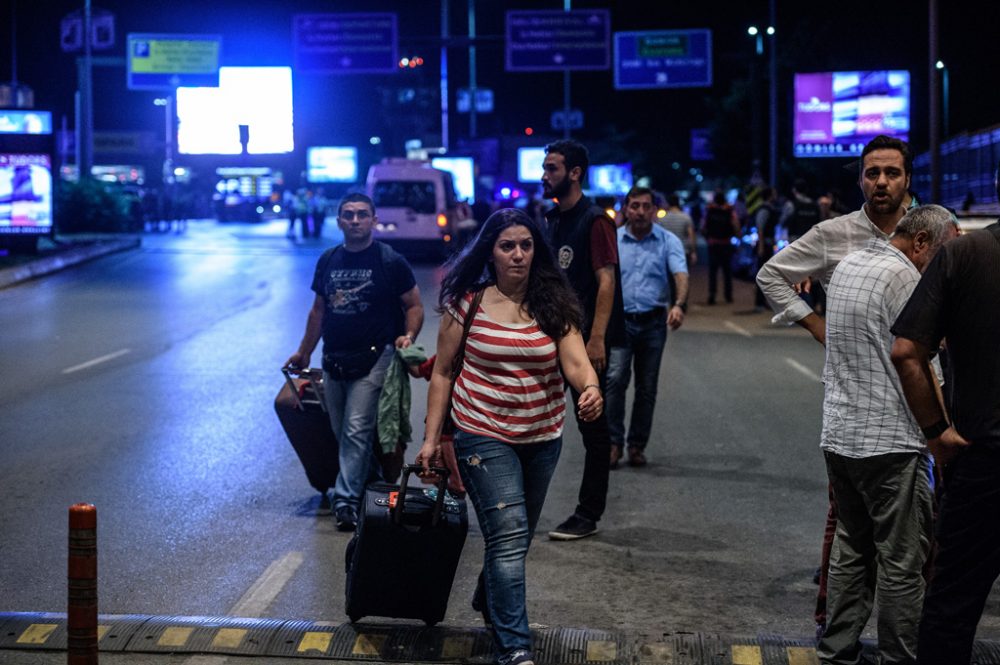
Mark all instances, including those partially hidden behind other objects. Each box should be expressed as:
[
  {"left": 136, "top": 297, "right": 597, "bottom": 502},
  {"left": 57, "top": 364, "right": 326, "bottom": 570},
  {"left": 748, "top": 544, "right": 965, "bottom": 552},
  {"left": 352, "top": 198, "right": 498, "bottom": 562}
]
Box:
[{"left": 451, "top": 289, "right": 484, "bottom": 382}]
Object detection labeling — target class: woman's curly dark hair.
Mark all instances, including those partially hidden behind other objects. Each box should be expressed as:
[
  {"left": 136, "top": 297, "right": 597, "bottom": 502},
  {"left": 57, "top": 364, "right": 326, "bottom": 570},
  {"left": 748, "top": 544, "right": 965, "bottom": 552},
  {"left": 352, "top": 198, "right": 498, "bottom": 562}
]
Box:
[{"left": 438, "top": 208, "right": 583, "bottom": 340}]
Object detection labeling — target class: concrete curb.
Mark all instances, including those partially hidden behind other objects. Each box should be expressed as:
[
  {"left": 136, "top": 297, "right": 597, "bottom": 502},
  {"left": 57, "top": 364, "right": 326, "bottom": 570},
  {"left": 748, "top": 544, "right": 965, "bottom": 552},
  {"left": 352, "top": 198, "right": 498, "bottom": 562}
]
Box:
[
  {"left": 4, "top": 611, "right": 1000, "bottom": 663},
  {"left": 0, "top": 237, "right": 141, "bottom": 290}
]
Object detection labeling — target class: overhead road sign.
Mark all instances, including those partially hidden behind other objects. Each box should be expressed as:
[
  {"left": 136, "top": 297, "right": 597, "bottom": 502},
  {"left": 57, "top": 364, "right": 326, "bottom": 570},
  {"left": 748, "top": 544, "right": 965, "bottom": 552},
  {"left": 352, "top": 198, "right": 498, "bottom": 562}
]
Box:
[
  {"left": 614, "top": 29, "right": 712, "bottom": 90},
  {"left": 457, "top": 88, "right": 494, "bottom": 113},
  {"left": 127, "top": 34, "right": 221, "bottom": 90},
  {"left": 506, "top": 10, "right": 610, "bottom": 72},
  {"left": 294, "top": 14, "right": 398, "bottom": 74},
  {"left": 551, "top": 109, "right": 584, "bottom": 131},
  {"left": 60, "top": 9, "right": 116, "bottom": 52}
]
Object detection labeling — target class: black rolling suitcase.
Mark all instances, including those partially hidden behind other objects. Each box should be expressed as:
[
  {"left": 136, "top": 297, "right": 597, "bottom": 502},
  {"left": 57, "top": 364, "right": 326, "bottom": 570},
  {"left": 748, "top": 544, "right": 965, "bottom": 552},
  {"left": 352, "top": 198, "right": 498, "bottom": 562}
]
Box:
[
  {"left": 274, "top": 367, "right": 339, "bottom": 495},
  {"left": 345, "top": 465, "right": 468, "bottom": 625}
]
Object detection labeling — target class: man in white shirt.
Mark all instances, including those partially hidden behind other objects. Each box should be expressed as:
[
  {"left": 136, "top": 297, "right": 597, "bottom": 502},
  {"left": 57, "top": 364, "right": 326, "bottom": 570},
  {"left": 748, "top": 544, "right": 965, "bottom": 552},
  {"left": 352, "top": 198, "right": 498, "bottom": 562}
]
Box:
[
  {"left": 755, "top": 135, "right": 915, "bottom": 634},
  {"left": 756, "top": 135, "right": 913, "bottom": 343},
  {"left": 817, "top": 205, "right": 957, "bottom": 665}
]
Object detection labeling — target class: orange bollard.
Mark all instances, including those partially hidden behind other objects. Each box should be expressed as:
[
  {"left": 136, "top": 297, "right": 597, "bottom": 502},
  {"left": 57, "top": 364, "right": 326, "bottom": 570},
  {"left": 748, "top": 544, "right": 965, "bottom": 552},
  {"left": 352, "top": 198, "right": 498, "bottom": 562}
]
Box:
[{"left": 68, "top": 503, "right": 98, "bottom": 665}]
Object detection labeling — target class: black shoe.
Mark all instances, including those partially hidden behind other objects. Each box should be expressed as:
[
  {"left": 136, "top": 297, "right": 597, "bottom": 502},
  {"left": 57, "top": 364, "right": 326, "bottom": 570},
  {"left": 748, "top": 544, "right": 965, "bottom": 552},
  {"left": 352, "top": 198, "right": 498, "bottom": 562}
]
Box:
[
  {"left": 627, "top": 446, "right": 647, "bottom": 467},
  {"left": 335, "top": 506, "right": 357, "bottom": 532},
  {"left": 548, "top": 514, "right": 597, "bottom": 541},
  {"left": 317, "top": 493, "right": 332, "bottom": 516}
]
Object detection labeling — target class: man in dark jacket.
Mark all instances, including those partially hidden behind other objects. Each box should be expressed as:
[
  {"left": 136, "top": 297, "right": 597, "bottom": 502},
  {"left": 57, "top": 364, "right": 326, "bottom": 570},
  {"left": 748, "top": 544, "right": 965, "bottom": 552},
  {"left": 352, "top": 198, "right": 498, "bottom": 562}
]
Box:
[{"left": 542, "top": 139, "right": 625, "bottom": 541}]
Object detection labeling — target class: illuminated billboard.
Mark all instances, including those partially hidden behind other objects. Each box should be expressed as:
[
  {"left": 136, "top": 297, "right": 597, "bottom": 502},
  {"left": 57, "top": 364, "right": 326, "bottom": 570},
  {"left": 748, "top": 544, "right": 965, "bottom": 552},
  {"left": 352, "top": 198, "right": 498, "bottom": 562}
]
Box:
[
  {"left": 307, "top": 146, "right": 358, "bottom": 183},
  {"left": 431, "top": 156, "right": 475, "bottom": 202},
  {"left": 794, "top": 70, "right": 910, "bottom": 158},
  {"left": 0, "top": 153, "right": 53, "bottom": 235},
  {"left": 589, "top": 163, "right": 633, "bottom": 196},
  {"left": 177, "top": 66, "right": 293, "bottom": 155},
  {"left": 0, "top": 110, "right": 52, "bottom": 135},
  {"left": 517, "top": 147, "right": 546, "bottom": 183}
]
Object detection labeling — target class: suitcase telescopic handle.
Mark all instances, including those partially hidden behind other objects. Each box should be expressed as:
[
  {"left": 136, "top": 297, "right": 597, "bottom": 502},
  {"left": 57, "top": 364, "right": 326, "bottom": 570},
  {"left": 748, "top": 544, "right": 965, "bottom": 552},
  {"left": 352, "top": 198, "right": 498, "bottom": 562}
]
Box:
[
  {"left": 395, "top": 464, "right": 450, "bottom": 527},
  {"left": 281, "top": 366, "right": 328, "bottom": 413}
]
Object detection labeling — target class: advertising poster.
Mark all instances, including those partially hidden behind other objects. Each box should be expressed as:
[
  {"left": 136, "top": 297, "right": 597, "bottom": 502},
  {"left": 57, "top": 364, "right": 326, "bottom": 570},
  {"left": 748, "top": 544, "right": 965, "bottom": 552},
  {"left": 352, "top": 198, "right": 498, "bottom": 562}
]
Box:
[
  {"left": 0, "top": 153, "right": 53, "bottom": 234},
  {"left": 794, "top": 70, "right": 910, "bottom": 158}
]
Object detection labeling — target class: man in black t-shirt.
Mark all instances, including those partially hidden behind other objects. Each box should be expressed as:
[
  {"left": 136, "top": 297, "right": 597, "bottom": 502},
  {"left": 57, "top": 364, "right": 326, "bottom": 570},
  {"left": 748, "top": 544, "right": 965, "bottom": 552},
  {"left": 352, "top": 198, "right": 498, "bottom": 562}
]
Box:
[
  {"left": 286, "top": 193, "right": 423, "bottom": 531},
  {"left": 891, "top": 173, "right": 1000, "bottom": 664}
]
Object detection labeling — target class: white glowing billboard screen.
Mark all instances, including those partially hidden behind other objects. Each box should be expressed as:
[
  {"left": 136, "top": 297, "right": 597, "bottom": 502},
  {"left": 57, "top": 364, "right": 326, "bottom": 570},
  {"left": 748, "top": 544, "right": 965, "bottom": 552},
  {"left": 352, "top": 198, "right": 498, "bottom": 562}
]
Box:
[{"left": 177, "top": 66, "right": 294, "bottom": 155}]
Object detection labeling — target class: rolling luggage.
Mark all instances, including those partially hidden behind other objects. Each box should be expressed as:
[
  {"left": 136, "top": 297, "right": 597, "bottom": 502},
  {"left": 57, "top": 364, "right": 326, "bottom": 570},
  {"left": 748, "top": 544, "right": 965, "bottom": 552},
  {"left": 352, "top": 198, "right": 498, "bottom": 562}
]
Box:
[
  {"left": 274, "top": 367, "right": 339, "bottom": 495},
  {"left": 345, "top": 465, "right": 468, "bottom": 625}
]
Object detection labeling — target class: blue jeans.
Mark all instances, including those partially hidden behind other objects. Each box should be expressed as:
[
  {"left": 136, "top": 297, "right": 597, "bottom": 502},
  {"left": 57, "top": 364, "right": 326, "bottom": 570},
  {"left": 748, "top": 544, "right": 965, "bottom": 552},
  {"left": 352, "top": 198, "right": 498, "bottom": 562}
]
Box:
[
  {"left": 606, "top": 317, "right": 668, "bottom": 450},
  {"left": 454, "top": 430, "right": 562, "bottom": 661},
  {"left": 322, "top": 345, "right": 392, "bottom": 511}
]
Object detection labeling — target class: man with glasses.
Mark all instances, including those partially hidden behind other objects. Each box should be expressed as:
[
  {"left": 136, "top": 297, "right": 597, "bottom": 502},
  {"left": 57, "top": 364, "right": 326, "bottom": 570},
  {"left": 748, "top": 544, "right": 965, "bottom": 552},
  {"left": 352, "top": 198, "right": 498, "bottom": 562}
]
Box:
[{"left": 286, "top": 193, "right": 423, "bottom": 531}]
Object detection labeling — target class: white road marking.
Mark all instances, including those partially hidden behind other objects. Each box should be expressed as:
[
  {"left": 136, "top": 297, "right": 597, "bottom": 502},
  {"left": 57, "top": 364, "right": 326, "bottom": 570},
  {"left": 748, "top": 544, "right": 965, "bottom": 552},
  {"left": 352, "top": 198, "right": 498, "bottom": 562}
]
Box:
[
  {"left": 723, "top": 320, "right": 753, "bottom": 338},
  {"left": 61, "top": 348, "right": 131, "bottom": 374},
  {"left": 230, "top": 550, "right": 305, "bottom": 616},
  {"left": 785, "top": 357, "right": 821, "bottom": 382},
  {"left": 182, "top": 551, "right": 305, "bottom": 664}
]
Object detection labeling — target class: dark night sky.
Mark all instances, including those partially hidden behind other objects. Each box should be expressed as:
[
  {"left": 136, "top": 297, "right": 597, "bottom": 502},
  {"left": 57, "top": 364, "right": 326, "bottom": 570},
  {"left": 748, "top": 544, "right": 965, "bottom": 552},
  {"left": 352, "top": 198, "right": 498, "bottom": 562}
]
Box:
[{"left": 2, "top": 0, "right": 998, "bottom": 194}]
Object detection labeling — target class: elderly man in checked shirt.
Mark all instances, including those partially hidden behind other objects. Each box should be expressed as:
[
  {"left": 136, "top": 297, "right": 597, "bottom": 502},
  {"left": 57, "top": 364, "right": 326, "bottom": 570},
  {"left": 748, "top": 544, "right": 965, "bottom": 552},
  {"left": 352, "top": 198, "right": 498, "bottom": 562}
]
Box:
[{"left": 815, "top": 205, "right": 957, "bottom": 665}]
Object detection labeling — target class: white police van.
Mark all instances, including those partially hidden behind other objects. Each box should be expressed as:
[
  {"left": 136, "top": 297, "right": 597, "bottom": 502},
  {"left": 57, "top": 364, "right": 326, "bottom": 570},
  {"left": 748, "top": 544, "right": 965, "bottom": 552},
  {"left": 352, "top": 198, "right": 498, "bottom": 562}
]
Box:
[{"left": 366, "top": 158, "right": 472, "bottom": 258}]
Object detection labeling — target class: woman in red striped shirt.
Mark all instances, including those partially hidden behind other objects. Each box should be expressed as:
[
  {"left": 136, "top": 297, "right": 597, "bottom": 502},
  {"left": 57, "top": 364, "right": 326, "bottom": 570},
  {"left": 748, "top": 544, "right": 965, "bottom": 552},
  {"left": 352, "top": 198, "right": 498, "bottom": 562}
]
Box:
[{"left": 416, "top": 208, "right": 601, "bottom": 665}]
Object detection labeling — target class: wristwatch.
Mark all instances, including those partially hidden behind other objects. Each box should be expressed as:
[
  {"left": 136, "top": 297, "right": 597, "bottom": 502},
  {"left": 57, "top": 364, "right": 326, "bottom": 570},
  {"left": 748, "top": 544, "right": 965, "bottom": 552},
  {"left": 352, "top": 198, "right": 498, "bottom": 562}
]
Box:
[
  {"left": 921, "top": 419, "right": 950, "bottom": 440},
  {"left": 674, "top": 302, "right": 687, "bottom": 313}
]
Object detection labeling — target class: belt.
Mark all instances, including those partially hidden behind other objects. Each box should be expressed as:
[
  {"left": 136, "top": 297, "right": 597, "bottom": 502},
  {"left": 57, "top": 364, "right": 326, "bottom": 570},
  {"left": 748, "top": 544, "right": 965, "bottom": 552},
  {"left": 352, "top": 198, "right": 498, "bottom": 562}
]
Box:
[{"left": 623, "top": 307, "right": 666, "bottom": 323}]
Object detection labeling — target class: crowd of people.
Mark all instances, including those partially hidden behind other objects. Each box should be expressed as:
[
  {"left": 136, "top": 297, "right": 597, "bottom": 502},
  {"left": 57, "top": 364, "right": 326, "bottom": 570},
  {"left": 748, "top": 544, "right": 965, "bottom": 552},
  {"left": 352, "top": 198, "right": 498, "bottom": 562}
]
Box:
[{"left": 284, "top": 135, "right": 1000, "bottom": 665}]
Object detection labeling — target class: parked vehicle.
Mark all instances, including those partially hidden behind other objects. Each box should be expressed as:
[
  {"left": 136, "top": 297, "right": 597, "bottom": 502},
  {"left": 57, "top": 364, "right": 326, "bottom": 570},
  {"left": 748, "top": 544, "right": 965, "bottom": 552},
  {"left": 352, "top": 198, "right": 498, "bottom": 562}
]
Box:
[{"left": 366, "top": 158, "right": 472, "bottom": 258}]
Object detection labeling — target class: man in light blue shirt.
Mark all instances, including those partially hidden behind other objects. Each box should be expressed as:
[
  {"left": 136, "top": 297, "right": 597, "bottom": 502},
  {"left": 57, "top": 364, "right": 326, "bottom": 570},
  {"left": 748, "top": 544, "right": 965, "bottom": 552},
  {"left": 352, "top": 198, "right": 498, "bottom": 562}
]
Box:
[{"left": 607, "top": 186, "right": 689, "bottom": 468}]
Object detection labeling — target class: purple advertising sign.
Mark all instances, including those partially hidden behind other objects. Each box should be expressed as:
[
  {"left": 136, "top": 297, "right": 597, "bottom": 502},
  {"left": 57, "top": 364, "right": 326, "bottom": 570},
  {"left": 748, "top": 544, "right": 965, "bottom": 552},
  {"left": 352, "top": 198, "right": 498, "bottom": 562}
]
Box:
[
  {"left": 794, "top": 73, "right": 834, "bottom": 144},
  {"left": 794, "top": 70, "right": 910, "bottom": 158}
]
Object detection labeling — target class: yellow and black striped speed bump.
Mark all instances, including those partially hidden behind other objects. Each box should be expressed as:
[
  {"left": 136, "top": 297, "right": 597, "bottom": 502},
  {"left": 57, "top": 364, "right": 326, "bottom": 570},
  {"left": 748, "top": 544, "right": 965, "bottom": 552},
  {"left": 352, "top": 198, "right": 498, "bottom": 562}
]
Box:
[{"left": 5, "top": 612, "right": 1000, "bottom": 663}]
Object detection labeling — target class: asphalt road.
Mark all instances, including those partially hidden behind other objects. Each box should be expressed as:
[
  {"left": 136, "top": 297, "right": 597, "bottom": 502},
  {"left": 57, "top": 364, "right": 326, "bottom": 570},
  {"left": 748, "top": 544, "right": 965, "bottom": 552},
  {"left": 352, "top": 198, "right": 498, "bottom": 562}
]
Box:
[{"left": 3, "top": 219, "right": 1000, "bottom": 663}]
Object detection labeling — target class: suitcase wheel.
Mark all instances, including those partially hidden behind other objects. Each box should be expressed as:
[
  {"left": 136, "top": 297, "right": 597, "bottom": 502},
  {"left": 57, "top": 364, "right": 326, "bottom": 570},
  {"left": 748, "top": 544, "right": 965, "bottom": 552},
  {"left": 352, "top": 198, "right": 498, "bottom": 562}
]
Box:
[
  {"left": 349, "top": 614, "right": 361, "bottom": 623},
  {"left": 423, "top": 618, "right": 441, "bottom": 627}
]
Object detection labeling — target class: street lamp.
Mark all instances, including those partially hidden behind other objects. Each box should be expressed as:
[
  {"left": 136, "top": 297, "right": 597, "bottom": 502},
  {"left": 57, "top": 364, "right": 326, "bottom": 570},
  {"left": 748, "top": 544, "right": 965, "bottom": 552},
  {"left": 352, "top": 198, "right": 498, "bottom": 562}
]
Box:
[
  {"left": 747, "top": 26, "right": 763, "bottom": 55},
  {"left": 936, "top": 60, "right": 950, "bottom": 138},
  {"left": 154, "top": 96, "right": 174, "bottom": 186},
  {"left": 748, "top": 23, "right": 777, "bottom": 186}
]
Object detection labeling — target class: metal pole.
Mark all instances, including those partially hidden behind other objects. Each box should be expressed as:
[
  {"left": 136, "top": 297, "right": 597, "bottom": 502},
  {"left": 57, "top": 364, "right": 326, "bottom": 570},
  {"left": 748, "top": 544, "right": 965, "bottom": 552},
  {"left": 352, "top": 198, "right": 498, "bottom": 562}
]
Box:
[
  {"left": 929, "top": 0, "right": 940, "bottom": 203},
  {"left": 562, "top": 0, "right": 571, "bottom": 139},
  {"left": 74, "top": 89, "right": 81, "bottom": 172},
  {"left": 942, "top": 65, "right": 949, "bottom": 139},
  {"left": 749, "top": 31, "right": 761, "bottom": 178},
  {"left": 468, "top": 0, "right": 477, "bottom": 138},
  {"left": 164, "top": 94, "right": 174, "bottom": 185},
  {"left": 80, "top": 0, "right": 94, "bottom": 177},
  {"left": 10, "top": 1, "right": 16, "bottom": 87},
  {"left": 768, "top": 0, "right": 778, "bottom": 188},
  {"left": 440, "top": 0, "right": 449, "bottom": 152}
]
